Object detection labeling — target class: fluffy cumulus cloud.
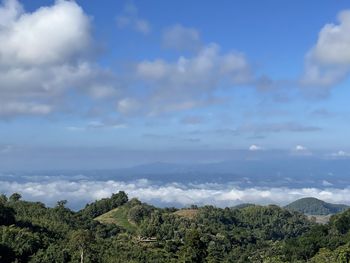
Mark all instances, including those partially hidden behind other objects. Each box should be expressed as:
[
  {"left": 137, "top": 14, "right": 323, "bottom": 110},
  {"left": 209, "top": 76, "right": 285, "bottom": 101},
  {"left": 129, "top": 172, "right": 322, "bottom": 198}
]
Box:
[
  {"left": 0, "top": 0, "right": 116, "bottom": 118},
  {"left": 162, "top": 24, "right": 201, "bottom": 51},
  {"left": 2, "top": 178, "right": 350, "bottom": 209},
  {"left": 116, "top": 2, "right": 151, "bottom": 34},
  {"left": 118, "top": 44, "right": 253, "bottom": 115},
  {"left": 302, "top": 10, "right": 350, "bottom": 94}
]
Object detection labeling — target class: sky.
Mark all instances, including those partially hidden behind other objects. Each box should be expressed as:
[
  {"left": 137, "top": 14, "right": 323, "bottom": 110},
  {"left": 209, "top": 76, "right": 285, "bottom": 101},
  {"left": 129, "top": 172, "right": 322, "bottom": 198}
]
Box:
[{"left": 1, "top": 0, "right": 350, "bottom": 170}]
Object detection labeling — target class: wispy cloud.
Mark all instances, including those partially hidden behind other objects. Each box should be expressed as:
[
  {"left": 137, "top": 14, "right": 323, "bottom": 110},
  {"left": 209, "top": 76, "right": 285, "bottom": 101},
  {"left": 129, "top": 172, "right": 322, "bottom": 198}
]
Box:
[
  {"left": 180, "top": 115, "right": 205, "bottom": 125},
  {"left": 0, "top": 144, "right": 15, "bottom": 154},
  {"left": 239, "top": 123, "right": 321, "bottom": 134},
  {"left": 187, "top": 122, "right": 321, "bottom": 138},
  {"left": 162, "top": 24, "right": 201, "bottom": 51},
  {"left": 116, "top": 2, "right": 151, "bottom": 34},
  {"left": 114, "top": 43, "right": 254, "bottom": 116},
  {"left": 66, "top": 119, "right": 127, "bottom": 131},
  {"left": 329, "top": 150, "right": 350, "bottom": 159}
]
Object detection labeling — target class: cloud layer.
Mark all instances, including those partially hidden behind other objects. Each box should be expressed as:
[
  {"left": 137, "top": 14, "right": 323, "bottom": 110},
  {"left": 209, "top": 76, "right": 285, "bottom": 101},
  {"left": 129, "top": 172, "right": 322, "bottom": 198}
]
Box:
[{"left": 2, "top": 177, "right": 350, "bottom": 209}]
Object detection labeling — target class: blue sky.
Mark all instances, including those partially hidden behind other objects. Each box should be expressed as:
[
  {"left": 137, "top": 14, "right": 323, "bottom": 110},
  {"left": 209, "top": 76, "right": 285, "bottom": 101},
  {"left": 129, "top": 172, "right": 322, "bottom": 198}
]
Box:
[{"left": 1, "top": 0, "right": 350, "bottom": 169}]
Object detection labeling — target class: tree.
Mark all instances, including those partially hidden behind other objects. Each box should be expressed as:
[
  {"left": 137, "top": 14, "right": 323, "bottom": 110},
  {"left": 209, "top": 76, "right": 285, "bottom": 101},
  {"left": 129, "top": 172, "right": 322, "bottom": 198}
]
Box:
[
  {"left": 331, "top": 210, "right": 350, "bottom": 234},
  {"left": 0, "top": 203, "right": 15, "bottom": 225},
  {"left": 29, "top": 244, "right": 70, "bottom": 263},
  {"left": 9, "top": 193, "right": 22, "bottom": 202},
  {"left": 0, "top": 226, "right": 41, "bottom": 261},
  {"left": 56, "top": 200, "right": 68, "bottom": 208},
  {"left": 0, "top": 194, "right": 7, "bottom": 205},
  {"left": 69, "top": 230, "right": 94, "bottom": 263},
  {"left": 179, "top": 229, "right": 206, "bottom": 262}
]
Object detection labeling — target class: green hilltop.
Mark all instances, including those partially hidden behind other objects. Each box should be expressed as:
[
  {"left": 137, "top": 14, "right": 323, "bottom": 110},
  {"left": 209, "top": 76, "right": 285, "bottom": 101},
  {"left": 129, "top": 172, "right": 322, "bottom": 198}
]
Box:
[{"left": 285, "top": 197, "right": 349, "bottom": 215}]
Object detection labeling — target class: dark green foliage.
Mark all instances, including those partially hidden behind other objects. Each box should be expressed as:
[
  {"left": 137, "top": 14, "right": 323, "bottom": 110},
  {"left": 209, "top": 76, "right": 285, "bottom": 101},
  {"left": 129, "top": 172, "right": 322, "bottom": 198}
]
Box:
[
  {"left": 237, "top": 205, "right": 312, "bottom": 240},
  {"left": 0, "top": 194, "right": 8, "bottom": 205},
  {"left": 0, "top": 226, "right": 42, "bottom": 262},
  {"left": 9, "top": 192, "right": 22, "bottom": 202},
  {"left": 0, "top": 203, "right": 15, "bottom": 226},
  {"left": 179, "top": 229, "right": 207, "bottom": 262},
  {"left": 285, "top": 197, "right": 349, "bottom": 215},
  {"left": 1, "top": 192, "right": 350, "bottom": 262},
  {"left": 127, "top": 203, "right": 154, "bottom": 224},
  {"left": 330, "top": 209, "right": 350, "bottom": 234},
  {"left": 79, "top": 191, "right": 128, "bottom": 218},
  {"left": 29, "top": 243, "right": 71, "bottom": 263}
]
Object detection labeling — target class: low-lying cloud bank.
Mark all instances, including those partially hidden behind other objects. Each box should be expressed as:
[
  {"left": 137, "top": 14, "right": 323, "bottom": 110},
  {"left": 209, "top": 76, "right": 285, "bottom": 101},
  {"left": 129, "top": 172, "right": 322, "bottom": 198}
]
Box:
[{"left": 1, "top": 179, "right": 350, "bottom": 210}]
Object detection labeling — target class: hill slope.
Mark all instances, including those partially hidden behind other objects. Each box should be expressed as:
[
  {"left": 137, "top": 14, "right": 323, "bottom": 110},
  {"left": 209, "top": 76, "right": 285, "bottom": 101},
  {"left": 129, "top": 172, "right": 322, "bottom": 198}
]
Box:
[
  {"left": 285, "top": 197, "right": 349, "bottom": 215},
  {"left": 94, "top": 206, "right": 138, "bottom": 232}
]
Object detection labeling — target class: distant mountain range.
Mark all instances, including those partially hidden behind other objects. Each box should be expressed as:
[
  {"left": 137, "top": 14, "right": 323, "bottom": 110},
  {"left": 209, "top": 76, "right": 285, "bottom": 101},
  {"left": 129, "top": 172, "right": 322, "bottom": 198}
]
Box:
[
  {"left": 6, "top": 159, "right": 350, "bottom": 189},
  {"left": 285, "top": 197, "right": 349, "bottom": 215}
]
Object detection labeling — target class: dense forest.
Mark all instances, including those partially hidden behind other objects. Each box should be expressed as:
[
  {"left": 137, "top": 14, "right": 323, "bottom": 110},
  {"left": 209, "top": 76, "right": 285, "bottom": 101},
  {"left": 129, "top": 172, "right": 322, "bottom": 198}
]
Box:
[
  {"left": 1, "top": 192, "right": 350, "bottom": 262},
  {"left": 285, "top": 197, "right": 349, "bottom": 215}
]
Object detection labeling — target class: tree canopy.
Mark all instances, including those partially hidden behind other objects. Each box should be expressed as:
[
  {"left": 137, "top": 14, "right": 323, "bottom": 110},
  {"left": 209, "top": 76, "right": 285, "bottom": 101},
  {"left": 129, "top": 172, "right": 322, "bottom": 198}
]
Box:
[{"left": 0, "top": 192, "right": 349, "bottom": 262}]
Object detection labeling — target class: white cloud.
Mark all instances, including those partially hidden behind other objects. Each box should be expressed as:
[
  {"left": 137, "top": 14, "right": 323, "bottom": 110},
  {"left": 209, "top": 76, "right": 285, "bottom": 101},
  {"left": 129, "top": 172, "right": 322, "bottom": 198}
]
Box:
[
  {"left": 86, "top": 120, "right": 127, "bottom": 129},
  {"left": 137, "top": 44, "right": 251, "bottom": 87},
  {"left": 162, "top": 24, "right": 201, "bottom": 51},
  {"left": 116, "top": 3, "right": 151, "bottom": 34},
  {"left": 0, "top": 102, "right": 52, "bottom": 116},
  {"left": 0, "top": 0, "right": 118, "bottom": 118},
  {"left": 88, "top": 85, "right": 119, "bottom": 99},
  {"left": 126, "top": 44, "right": 253, "bottom": 115},
  {"left": 249, "top": 144, "right": 262, "bottom": 151},
  {"left": 66, "top": 119, "right": 127, "bottom": 131},
  {"left": 0, "top": 0, "right": 22, "bottom": 26},
  {"left": 292, "top": 145, "right": 312, "bottom": 156},
  {"left": 117, "top": 98, "right": 141, "bottom": 115},
  {"left": 0, "top": 0, "right": 92, "bottom": 66},
  {"left": 2, "top": 178, "right": 350, "bottom": 209},
  {"left": 311, "top": 10, "right": 350, "bottom": 65},
  {"left": 302, "top": 10, "right": 350, "bottom": 91},
  {"left": 295, "top": 145, "right": 307, "bottom": 151}
]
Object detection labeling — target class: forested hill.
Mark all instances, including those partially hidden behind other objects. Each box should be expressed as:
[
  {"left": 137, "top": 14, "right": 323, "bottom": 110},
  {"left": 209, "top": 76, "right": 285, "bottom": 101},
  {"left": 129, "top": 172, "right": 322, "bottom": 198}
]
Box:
[
  {"left": 2, "top": 193, "right": 350, "bottom": 262},
  {"left": 285, "top": 197, "right": 349, "bottom": 215}
]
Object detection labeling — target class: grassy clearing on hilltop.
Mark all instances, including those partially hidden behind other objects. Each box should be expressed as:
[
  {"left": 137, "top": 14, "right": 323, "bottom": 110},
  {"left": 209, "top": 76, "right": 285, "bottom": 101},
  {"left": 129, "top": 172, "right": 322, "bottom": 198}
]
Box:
[{"left": 95, "top": 205, "right": 138, "bottom": 233}]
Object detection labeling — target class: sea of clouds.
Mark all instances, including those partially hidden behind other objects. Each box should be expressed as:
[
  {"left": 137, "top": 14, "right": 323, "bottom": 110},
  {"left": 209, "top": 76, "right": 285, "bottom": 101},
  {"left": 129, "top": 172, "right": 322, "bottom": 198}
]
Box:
[{"left": 1, "top": 175, "right": 350, "bottom": 210}]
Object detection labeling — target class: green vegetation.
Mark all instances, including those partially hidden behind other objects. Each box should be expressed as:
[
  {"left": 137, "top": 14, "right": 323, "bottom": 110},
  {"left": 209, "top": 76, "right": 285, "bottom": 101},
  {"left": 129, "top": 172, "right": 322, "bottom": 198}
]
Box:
[
  {"left": 173, "top": 208, "right": 199, "bottom": 219},
  {"left": 285, "top": 197, "right": 349, "bottom": 215},
  {"left": 1, "top": 192, "right": 350, "bottom": 262},
  {"left": 94, "top": 200, "right": 147, "bottom": 233}
]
